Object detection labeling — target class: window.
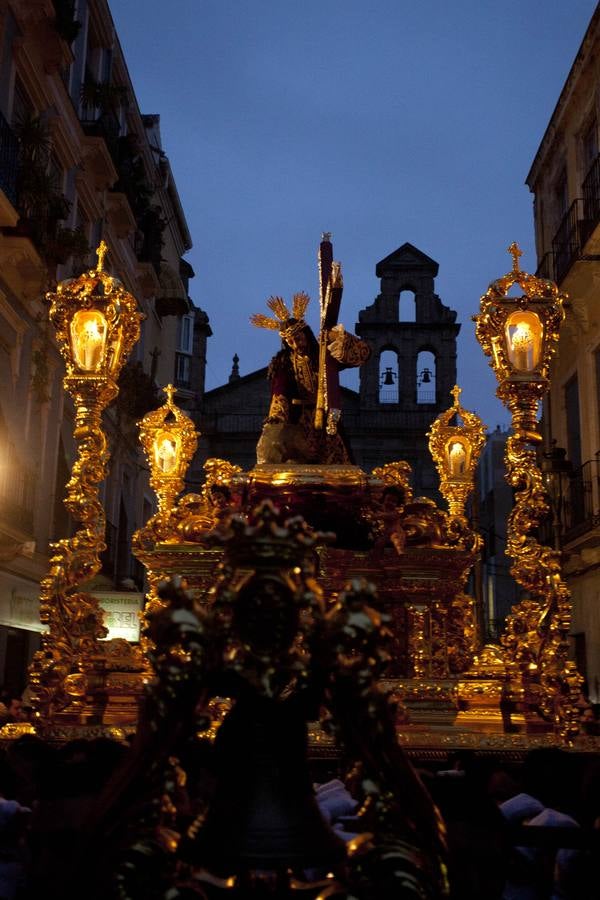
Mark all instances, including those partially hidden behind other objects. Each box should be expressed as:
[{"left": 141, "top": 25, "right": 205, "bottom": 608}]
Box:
[
  {"left": 582, "top": 118, "right": 598, "bottom": 177},
  {"left": 177, "top": 315, "right": 194, "bottom": 354},
  {"left": 175, "top": 353, "right": 191, "bottom": 388},
  {"left": 553, "top": 168, "right": 569, "bottom": 228}
]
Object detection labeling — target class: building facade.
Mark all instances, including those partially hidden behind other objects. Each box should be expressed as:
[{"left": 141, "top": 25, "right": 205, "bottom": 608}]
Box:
[
  {"left": 526, "top": 5, "right": 600, "bottom": 700},
  {"left": 199, "top": 242, "right": 459, "bottom": 500},
  {"left": 0, "top": 0, "right": 203, "bottom": 692}
]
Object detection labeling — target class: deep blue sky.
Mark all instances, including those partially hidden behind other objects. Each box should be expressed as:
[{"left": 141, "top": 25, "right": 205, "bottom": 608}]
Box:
[{"left": 112, "top": 0, "right": 597, "bottom": 428}]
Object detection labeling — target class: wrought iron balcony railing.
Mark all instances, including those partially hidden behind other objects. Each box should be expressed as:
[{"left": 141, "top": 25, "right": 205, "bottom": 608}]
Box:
[
  {"left": 539, "top": 154, "right": 600, "bottom": 285},
  {"left": 558, "top": 458, "right": 600, "bottom": 544},
  {"left": 582, "top": 152, "right": 600, "bottom": 239},
  {"left": 552, "top": 198, "right": 587, "bottom": 284}
]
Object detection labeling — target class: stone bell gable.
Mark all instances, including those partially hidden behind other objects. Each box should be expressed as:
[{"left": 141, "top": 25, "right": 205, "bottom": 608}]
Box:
[
  {"left": 350, "top": 243, "right": 460, "bottom": 496},
  {"left": 355, "top": 242, "right": 459, "bottom": 413}
]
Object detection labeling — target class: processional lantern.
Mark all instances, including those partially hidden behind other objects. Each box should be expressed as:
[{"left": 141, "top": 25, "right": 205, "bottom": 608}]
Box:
[
  {"left": 54, "top": 240, "right": 139, "bottom": 381},
  {"left": 474, "top": 241, "right": 565, "bottom": 439},
  {"left": 28, "top": 241, "right": 143, "bottom": 728},
  {"left": 473, "top": 242, "right": 581, "bottom": 745},
  {"left": 138, "top": 384, "right": 198, "bottom": 515},
  {"left": 428, "top": 385, "right": 485, "bottom": 519}
]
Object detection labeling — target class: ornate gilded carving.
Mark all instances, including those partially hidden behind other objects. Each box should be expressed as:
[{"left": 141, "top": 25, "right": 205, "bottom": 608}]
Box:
[
  {"left": 132, "top": 454, "right": 242, "bottom": 661},
  {"left": 138, "top": 384, "right": 199, "bottom": 522},
  {"left": 428, "top": 384, "right": 485, "bottom": 552},
  {"left": 98, "top": 505, "right": 448, "bottom": 898},
  {"left": 372, "top": 461, "right": 414, "bottom": 503},
  {"left": 474, "top": 241, "right": 565, "bottom": 438},
  {"left": 173, "top": 458, "right": 242, "bottom": 542},
  {"left": 474, "top": 244, "right": 581, "bottom": 743},
  {"left": 402, "top": 497, "right": 448, "bottom": 548},
  {"left": 29, "top": 243, "right": 142, "bottom": 724},
  {"left": 445, "top": 593, "right": 477, "bottom": 674}
]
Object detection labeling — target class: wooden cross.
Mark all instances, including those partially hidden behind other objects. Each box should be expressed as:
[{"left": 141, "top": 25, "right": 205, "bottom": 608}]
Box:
[
  {"left": 451, "top": 384, "right": 462, "bottom": 407},
  {"left": 95, "top": 240, "right": 108, "bottom": 272},
  {"left": 508, "top": 241, "right": 522, "bottom": 272}
]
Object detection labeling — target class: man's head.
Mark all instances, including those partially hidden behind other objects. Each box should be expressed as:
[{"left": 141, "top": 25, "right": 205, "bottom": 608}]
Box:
[
  {"left": 8, "top": 698, "right": 26, "bottom": 721},
  {"left": 285, "top": 328, "right": 309, "bottom": 354}
]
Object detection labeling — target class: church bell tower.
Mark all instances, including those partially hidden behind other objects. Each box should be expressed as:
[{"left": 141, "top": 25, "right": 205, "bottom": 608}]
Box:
[{"left": 353, "top": 242, "right": 460, "bottom": 496}]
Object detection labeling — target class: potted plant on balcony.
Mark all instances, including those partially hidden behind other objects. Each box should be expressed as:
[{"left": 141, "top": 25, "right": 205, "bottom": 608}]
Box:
[
  {"left": 8, "top": 114, "right": 70, "bottom": 236},
  {"left": 5, "top": 114, "right": 82, "bottom": 267}
]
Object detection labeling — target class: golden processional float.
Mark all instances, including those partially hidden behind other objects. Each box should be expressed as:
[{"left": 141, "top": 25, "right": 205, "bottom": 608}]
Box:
[{"left": 13, "top": 239, "right": 588, "bottom": 754}]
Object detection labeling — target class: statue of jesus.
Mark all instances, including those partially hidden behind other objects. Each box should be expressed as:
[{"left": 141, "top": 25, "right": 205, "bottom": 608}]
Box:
[{"left": 251, "top": 235, "right": 370, "bottom": 465}]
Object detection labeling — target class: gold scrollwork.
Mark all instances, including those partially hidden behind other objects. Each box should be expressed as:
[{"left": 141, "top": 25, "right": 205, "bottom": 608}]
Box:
[{"left": 29, "top": 244, "right": 142, "bottom": 724}]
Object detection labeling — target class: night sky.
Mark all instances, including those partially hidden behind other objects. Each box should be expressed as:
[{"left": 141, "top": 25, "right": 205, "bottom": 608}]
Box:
[{"left": 111, "top": 0, "right": 597, "bottom": 428}]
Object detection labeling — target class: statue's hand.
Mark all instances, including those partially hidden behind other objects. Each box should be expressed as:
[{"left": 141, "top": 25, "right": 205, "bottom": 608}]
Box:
[{"left": 327, "top": 324, "right": 346, "bottom": 360}]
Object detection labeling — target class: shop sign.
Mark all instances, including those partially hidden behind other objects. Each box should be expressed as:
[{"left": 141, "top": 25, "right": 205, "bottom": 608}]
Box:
[{"left": 93, "top": 592, "right": 143, "bottom": 642}]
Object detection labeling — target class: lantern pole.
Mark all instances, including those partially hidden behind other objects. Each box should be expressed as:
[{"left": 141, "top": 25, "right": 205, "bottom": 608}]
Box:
[
  {"left": 28, "top": 243, "right": 143, "bottom": 728},
  {"left": 474, "top": 242, "right": 581, "bottom": 743}
]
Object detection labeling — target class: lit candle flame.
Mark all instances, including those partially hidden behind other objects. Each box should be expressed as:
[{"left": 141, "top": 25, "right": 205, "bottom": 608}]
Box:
[
  {"left": 449, "top": 441, "right": 466, "bottom": 475},
  {"left": 76, "top": 317, "right": 105, "bottom": 370},
  {"left": 510, "top": 322, "right": 534, "bottom": 371},
  {"left": 156, "top": 437, "right": 177, "bottom": 473}
]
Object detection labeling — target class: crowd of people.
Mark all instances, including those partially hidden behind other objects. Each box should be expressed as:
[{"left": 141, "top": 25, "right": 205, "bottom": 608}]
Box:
[{"left": 0, "top": 729, "right": 596, "bottom": 898}]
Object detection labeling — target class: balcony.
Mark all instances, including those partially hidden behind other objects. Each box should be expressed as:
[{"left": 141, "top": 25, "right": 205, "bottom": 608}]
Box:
[
  {"left": 553, "top": 458, "right": 600, "bottom": 545},
  {"left": 80, "top": 132, "right": 118, "bottom": 192},
  {"left": 552, "top": 198, "right": 591, "bottom": 283},
  {"left": 540, "top": 154, "right": 600, "bottom": 285},
  {"left": 80, "top": 109, "right": 121, "bottom": 160},
  {"left": 582, "top": 153, "right": 600, "bottom": 241},
  {"left": 106, "top": 191, "right": 137, "bottom": 239}
]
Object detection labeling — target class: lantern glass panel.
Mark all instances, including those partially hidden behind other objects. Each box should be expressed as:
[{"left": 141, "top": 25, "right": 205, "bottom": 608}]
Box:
[
  {"left": 505, "top": 311, "right": 543, "bottom": 373},
  {"left": 447, "top": 439, "right": 469, "bottom": 475},
  {"left": 153, "top": 430, "right": 179, "bottom": 475},
  {"left": 70, "top": 310, "right": 108, "bottom": 372}
]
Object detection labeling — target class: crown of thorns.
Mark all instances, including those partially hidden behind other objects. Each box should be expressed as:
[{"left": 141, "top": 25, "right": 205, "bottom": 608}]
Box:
[{"left": 250, "top": 293, "right": 310, "bottom": 340}]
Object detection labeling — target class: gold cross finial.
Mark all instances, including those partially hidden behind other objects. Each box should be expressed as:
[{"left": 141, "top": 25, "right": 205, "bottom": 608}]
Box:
[
  {"left": 95, "top": 240, "right": 108, "bottom": 272},
  {"left": 451, "top": 384, "right": 462, "bottom": 407},
  {"left": 163, "top": 384, "right": 176, "bottom": 405},
  {"left": 508, "top": 241, "right": 522, "bottom": 272}
]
